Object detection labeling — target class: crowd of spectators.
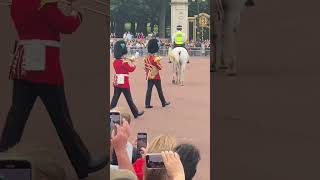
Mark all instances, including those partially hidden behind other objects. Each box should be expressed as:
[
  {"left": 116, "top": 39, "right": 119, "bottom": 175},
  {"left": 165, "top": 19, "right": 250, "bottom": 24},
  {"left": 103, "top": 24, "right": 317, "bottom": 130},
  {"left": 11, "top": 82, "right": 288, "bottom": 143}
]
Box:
[
  {"left": 110, "top": 32, "right": 211, "bottom": 57},
  {"left": 110, "top": 32, "right": 149, "bottom": 42},
  {"left": 158, "top": 39, "right": 210, "bottom": 48},
  {"left": 110, "top": 32, "right": 210, "bottom": 49},
  {"left": 110, "top": 108, "right": 201, "bottom": 180}
]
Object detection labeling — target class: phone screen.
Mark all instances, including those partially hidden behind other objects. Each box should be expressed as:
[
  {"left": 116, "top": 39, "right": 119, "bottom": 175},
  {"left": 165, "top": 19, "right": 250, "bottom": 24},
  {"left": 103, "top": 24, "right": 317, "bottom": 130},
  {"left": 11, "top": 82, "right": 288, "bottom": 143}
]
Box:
[
  {"left": 146, "top": 154, "right": 164, "bottom": 169},
  {"left": 0, "top": 160, "right": 32, "bottom": 180},
  {"left": 137, "top": 133, "right": 147, "bottom": 152},
  {"left": 110, "top": 112, "right": 121, "bottom": 135},
  {"left": 110, "top": 112, "right": 121, "bottom": 125}
]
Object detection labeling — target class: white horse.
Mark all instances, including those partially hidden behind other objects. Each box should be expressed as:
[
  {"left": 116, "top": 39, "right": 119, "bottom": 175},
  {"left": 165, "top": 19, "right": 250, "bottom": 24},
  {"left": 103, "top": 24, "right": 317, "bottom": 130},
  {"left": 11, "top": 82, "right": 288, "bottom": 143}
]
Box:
[{"left": 168, "top": 47, "right": 189, "bottom": 86}]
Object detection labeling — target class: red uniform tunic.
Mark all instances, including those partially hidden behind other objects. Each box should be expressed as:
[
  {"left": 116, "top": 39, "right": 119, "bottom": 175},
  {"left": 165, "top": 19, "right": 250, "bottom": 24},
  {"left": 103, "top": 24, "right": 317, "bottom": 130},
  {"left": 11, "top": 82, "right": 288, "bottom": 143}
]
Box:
[
  {"left": 144, "top": 55, "right": 161, "bottom": 80},
  {"left": 10, "top": 0, "right": 82, "bottom": 85},
  {"left": 113, "top": 58, "right": 136, "bottom": 89}
]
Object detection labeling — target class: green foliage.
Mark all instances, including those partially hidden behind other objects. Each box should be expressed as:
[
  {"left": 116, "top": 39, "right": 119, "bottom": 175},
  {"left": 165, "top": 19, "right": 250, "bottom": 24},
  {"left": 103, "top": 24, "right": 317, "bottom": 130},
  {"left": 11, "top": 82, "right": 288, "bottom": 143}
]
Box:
[
  {"left": 188, "top": 0, "right": 210, "bottom": 17},
  {"left": 110, "top": 0, "right": 153, "bottom": 21},
  {"left": 110, "top": 0, "right": 209, "bottom": 35}
]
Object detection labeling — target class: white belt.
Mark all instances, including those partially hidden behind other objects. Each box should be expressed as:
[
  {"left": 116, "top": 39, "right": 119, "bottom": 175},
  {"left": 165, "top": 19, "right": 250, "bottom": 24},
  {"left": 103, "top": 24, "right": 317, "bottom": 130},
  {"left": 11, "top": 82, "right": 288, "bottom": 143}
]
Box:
[
  {"left": 116, "top": 74, "right": 129, "bottom": 77},
  {"left": 18, "top": 39, "right": 61, "bottom": 48},
  {"left": 115, "top": 74, "right": 128, "bottom": 85},
  {"left": 18, "top": 40, "right": 60, "bottom": 71}
]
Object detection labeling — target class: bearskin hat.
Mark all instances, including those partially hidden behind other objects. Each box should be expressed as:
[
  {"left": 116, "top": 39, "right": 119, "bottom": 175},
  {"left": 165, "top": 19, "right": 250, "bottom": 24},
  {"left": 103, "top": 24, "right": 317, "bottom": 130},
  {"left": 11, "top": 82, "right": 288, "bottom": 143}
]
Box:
[
  {"left": 114, "top": 40, "right": 128, "bottom": 59},
  {"left": 147, "top": 39, "right": 160, "bottom": 54}
]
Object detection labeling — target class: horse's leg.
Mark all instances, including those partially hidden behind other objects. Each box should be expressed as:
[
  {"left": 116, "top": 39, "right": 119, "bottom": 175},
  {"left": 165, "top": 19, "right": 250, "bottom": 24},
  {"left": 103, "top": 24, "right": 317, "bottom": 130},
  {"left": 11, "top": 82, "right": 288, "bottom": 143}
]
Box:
[
  {"left": 177, "top": 63, "right": 181, "bottom": 85},
  {"left": 180, "top": 62, "right": 186, "bottom": 86},
  {"left": 173, "top": 63, "right": 178, "bottom": 84},
  {"left": 172, "top": 63, "right": 176, "bottom": 84}
]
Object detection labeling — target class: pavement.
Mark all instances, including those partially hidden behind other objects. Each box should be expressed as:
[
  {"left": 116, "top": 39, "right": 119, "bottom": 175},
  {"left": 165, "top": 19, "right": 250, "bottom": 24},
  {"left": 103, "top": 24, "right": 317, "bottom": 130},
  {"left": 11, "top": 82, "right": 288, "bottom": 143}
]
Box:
[{"left": 110, "top": 56, "right": 211, "bottom": 180}]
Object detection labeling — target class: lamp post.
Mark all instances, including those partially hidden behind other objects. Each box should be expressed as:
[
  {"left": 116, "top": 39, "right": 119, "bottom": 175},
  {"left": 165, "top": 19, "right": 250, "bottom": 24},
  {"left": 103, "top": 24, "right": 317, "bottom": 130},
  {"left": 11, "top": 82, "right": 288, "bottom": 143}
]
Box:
[{"left": 192, "top": 0, "right": 205, "bottom": 41}]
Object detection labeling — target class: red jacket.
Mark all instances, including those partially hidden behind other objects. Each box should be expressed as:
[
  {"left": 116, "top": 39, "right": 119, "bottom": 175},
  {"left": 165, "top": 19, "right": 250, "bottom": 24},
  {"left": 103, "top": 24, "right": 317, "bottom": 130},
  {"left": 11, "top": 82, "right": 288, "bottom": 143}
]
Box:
[
  {"left": 10, "top": 0, "right": 82, "bottom": 85},
  {"left": 144, "top": 55, "right": 161, "bottom": 80},
  {"left": 113, "top": 58, "right": 136, "bottom": 89},
  {"left": 133, "top": 158, "right": 145, "bottom": 180}
]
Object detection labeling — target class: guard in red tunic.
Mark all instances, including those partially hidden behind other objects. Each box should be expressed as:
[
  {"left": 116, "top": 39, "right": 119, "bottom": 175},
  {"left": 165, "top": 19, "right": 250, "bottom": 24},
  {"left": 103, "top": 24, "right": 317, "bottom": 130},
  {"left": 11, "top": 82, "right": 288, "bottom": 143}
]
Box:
[
  {"left": 110, "top": 40, "right": 144, "bottom": 118},
  {"left": 144, "top": 39, "right": 170, "bottom": 108},
  {"left": 0, "top": 0, "right": 107, "bottom": 179}
]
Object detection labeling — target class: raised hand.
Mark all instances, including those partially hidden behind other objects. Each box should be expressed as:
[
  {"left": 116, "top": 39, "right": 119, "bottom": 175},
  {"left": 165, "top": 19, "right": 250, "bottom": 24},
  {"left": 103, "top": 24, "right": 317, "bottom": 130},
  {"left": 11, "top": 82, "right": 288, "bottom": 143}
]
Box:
[{"left": 161, "top": 151, "right": 185, "bottom": 180}]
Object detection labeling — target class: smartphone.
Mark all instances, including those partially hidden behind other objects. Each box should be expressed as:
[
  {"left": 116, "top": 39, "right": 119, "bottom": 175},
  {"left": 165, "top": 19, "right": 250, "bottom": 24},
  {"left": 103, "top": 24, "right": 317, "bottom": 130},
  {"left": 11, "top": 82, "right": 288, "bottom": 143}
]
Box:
[
  {"left": 145, "top": 153, "right": 165, "bottom": 169},
  {"left": 110, "top": 111, "right": 121, "bottom": 135},
  {"left": 137, "top": 132, "right": 147, "bottom": 152},
  {"left": 0, "top": 160, "right": 32, "bottom": 180}
]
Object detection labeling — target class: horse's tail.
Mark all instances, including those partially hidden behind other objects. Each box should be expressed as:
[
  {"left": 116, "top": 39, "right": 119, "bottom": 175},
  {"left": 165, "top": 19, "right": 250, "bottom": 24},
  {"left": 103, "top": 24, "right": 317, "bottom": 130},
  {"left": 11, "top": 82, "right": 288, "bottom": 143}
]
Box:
[{"left": 178, "top": 50, "right": 183, "bottom": 65}]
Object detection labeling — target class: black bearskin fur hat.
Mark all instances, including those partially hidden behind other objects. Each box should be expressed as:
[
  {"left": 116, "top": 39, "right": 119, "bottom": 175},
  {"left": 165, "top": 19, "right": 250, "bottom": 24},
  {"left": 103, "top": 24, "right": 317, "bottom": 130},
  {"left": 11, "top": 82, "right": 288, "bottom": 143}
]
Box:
[
  {"left": 114, "top": 40, "right": 128, "bottom": 59},
  {"left": 147, "top": 39, "right": 160, "bottom": 54}
]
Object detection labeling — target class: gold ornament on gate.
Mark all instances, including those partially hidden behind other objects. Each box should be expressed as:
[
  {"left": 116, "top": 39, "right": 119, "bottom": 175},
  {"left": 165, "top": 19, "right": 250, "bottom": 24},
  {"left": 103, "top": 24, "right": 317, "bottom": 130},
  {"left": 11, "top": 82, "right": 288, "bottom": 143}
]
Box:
[{"left": 199, "top": 15, "right": 209, "bottom": 28}]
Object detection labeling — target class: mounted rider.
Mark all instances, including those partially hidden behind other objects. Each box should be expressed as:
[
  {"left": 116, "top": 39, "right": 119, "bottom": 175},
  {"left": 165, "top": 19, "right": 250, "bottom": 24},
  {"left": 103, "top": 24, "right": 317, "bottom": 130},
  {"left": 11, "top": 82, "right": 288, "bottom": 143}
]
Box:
[{"left": 171, "top": 25, "right": 190, "bottom": 63}]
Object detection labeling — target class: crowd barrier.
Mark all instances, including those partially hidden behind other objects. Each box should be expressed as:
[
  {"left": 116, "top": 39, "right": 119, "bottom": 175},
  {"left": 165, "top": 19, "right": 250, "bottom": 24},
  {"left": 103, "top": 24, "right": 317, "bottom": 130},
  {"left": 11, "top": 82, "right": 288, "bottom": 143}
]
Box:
[{"left": 110, "top": 46, "right": 211, "bottom": 57}]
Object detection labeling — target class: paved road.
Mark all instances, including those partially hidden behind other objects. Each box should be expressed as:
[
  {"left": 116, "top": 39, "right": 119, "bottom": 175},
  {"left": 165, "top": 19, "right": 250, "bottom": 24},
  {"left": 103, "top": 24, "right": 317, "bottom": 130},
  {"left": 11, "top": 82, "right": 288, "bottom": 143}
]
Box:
[
  {"left": 110, "top": 56, "right": 211, "bottom": 180},
  {"left": 213, "top": 1, "right": 320, "bottom": 180}
]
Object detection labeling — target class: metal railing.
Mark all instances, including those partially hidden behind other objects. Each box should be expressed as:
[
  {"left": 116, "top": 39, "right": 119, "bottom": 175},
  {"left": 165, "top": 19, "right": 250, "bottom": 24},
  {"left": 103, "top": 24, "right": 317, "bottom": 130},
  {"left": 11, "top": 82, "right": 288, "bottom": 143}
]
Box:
[{"left": 110, "top": 46, "right": 211, "bottom": 57}]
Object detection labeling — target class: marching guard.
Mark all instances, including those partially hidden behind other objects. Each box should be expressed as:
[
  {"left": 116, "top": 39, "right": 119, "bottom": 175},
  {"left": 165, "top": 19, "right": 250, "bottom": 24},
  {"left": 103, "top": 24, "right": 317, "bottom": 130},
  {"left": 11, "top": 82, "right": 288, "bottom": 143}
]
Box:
[
  {"left": 110, "top": 40, "right": 145, "bottom": 118},
  {"left": 0, "top": 0, "right": 108, "bottom": 179},
  {"left": 144, "top": 39, "right": 170, "bottom": 108}
]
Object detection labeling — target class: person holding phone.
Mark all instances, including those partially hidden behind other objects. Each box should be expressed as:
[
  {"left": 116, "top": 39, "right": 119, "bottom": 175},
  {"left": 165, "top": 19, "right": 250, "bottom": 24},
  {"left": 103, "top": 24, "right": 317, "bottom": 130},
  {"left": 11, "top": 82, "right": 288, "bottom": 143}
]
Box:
[
  {"left": 110, "top": 109, "right": 142, "bottom": 166},
  {"left": 110, "top": 119, "right": 135, "bottom": 173},
  {"left": 0, "top": 0, "right": 108, "bottom": 179},
  {"left": 144, "top": 39, "right": 170, "bottom": 109},
  {"left": 133, "top": 135, "right": 177, "bottom": 180},
  {"left": 110, "top": 40, "right": 144, "bottom": 118}
]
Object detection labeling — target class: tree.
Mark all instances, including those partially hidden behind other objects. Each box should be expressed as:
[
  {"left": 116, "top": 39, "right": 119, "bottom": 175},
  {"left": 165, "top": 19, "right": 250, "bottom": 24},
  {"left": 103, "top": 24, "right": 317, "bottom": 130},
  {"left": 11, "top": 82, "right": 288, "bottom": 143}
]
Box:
[
  {"left": 158, "top": 0, "right": 169, "bottom": 38},
  {"left": 110, "top": 0, "right": 210, "bottom": 38}
]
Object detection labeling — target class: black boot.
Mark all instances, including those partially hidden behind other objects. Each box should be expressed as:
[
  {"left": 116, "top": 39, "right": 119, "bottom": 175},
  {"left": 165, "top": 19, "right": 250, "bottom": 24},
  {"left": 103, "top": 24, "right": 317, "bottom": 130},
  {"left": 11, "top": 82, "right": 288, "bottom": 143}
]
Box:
[
  {"left": 87, "top": 154, "right": 109, "bottom": 175},
  {"left": 162, "top": 102, "right": 171, "bottom": 107},
  {"left": 134, "top": 111, "right": 144, "bottom": 118}
]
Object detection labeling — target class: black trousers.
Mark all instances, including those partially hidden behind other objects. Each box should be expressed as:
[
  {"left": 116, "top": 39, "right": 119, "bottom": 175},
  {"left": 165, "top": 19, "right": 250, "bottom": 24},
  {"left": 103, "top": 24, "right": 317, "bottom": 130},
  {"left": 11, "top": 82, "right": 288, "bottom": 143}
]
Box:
[
  {"left": 145, "top": 80, "right": 166, "bottom": 106},
  {"left": 110, "top": 87, "right": 139, "bottom": 117},
  {"left": 0, "top": 80, "right": 90, "bottom": 178}
]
